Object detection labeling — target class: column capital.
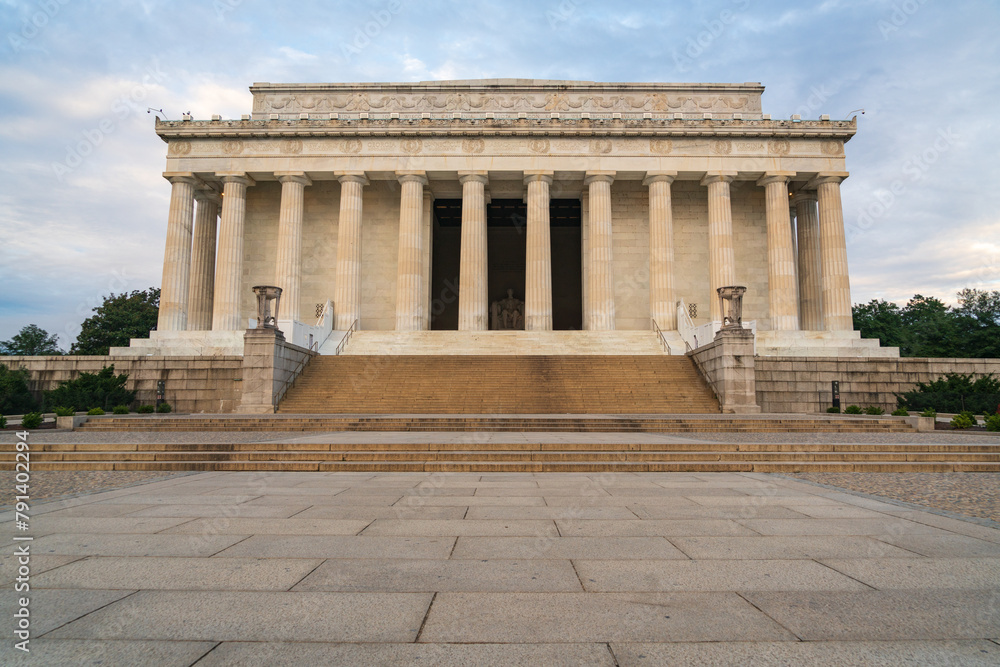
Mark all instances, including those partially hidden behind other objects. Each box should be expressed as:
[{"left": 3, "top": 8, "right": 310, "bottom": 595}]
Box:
[
  {"left": 523, "top": 170, "right": 554, "bottom": 186},
  {"left": 217, "top": 172, "right": 255, "bottom": 187},
  {"left": 700, "top": 171, "right": 738, "bottom": 186},
  {"left": 396, "top": 171, "right": 429, "bottom": 186},
  {"left": 275, "top": 172, "right": 312, "bottom": 187},
  {"left": 793, "top": 190, "right": 818, "bottom": 205},
  {"left": 642, "top": 171, "right": 677, "bottom": 186},
  {"left": 584, "top": 170, "right": 615, "bottom": 185},
  {"left": 194, "top": 189, "right": 222, "bottom": 206},
  {"left": 807, "top": 171, "right": 850, "bottom": 188},
  {"left": 337, "top": 172, "right": 370, "bottom": 186},
  {"left": 756, "top": 171, "right": 797, "bottom": 187},
  {"left": 163, "top": 172, "right": 202, "bottom": 187},
  {"left": 458, "top": 171, "right": 489, "bottom": 185}
]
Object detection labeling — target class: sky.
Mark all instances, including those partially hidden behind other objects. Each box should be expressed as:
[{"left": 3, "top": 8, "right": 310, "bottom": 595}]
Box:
[{"left": 1, "top": 0, "right": 998, "bottom": 350}]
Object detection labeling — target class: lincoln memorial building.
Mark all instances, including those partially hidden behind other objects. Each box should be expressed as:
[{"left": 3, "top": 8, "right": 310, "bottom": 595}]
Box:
[{"left": 114, "top": 79, "right": 893, "bottom": 358}]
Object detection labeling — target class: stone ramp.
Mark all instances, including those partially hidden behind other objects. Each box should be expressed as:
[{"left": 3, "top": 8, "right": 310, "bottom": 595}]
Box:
[{"left": 277, "top": 355, "right": 719, "bottom": 414}]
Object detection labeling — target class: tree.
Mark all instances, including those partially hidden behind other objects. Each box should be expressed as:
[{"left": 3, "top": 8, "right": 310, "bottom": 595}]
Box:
[
  {"left": 852, "top": 299, "right": 904, "bottom": 349},
  {"left": 0, "top": 364, "right": 38, "bottom": 414},
  {"left": 0, "top": 324, "right": 62, "bottom": 356},
  {"left": 71, "top": 288, "right": 159, "bottom": 356},
  {"left": 43, "top": 365, "right": 135, "bottom": 411},
  {"left": 953, "top": 289, "right": 1000, "bottom": 358},
  {"left": 899, "top": 295, "right": 958, "bottom": 357}
]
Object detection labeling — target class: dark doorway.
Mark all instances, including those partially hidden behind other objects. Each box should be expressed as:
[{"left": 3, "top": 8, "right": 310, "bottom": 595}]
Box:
[{"left": 430, "top": 198, "right": 582, "bottom": 330}]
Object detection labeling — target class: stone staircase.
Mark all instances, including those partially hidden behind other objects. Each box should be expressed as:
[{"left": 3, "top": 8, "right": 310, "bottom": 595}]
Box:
[
  {"left": 336, "top": 330, "right": 680, "bottom": 355},
  {"left": 276, "top": 355, "right": 719, "bottom": 414}
]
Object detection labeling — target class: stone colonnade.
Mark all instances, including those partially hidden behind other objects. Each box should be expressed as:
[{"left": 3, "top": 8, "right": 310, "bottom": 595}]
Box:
[{"left": 156, "top": 169, "right": 853, "bottom": 335}]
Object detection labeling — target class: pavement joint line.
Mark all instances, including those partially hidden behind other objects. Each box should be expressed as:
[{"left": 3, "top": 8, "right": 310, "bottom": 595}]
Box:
[
  {"left": 605, "top": 641, "right": 622, "bottom": 667},
  {"left": 771, "top": 473, "right": 1000, "bottom": 530},
  {"left": 811, "top": 559, "right": 879, "bottom": 591},
  {"left": 187, "top": 641, "right": 223, "bottom": 666},
  {"left": 413, "top": 591, "right": 437, "bottom": 643},
  {"left": 208, "top": 535, "right": 253, "bottom": 558},
  {"left": 734, "top": 590, "right": 804, "bottom": 642},
  {"left": 286, "top": 558, "right": 327, "bottom": 591},
  {"left": 36, "top": 588, "right": 141, "bottom": 639},
  {"left": 569, "top": 558, "right": 588, "bottom": 592}
]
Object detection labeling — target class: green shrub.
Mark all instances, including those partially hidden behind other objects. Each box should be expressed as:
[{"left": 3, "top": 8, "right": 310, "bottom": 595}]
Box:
[
  {"left": 844, "top": 405, "right": 863, "bottom": 414},
  {"left": 920, "top": 409, "right": 937, "bottom": 418},
  {"left": 0, "top": 364, "right": 38, "bottom": 415},
  {"left": 891, "top": 408, "right": 910, "bottom": 416},
  {"left": 87, "top": 407, "right": 105, "bottom": 416},
  {"left": 137, "top": 404, "right": 155, "bottom": 414},
  {"left": 864, "top": 406, "right": 885, "bottom": 415},
  {"left": 43, "top": 365, "right": 135, "bottom": 412},
  {"left": 53, "top": 406, "right": 75, "bottom": 417},
  {"left": 986, "top": 414, "right": 1000, "bottom": 432},
  {"left": 896, "top": 373, "right": 1000, "bottom": 415},
  {"left": 156, "top": 402, "right": 172, "bottom": 414},
  {"left": 20, "top": 412, "right": 42, "bottom": 429},
  {"left": 112, "top": 405, "right": 130, "bottom": 414},
  {"left": 0, "top": 415, "right": 6, "bottom": 429},
  {"left": 950, "top": 412, "right": 976, "bottom": 429},
  {"left": 826, "top": 406, "right": 841, "bottom": 413}
]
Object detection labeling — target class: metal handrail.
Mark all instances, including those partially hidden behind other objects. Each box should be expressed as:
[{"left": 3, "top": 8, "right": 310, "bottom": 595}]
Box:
[
  {"left": 335, "top": 319, "right": 358, "bottom": 356},
  {"left": 651, "top": 318, "right": 673, "bottom": 354},
  {"left": 274, "top": 343, "right": 317, "bottom": 406}
]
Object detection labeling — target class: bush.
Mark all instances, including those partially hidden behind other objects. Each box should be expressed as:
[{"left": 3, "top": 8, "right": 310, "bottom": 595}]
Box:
[
  {"left": 137, "top": 404, "right": 155, "bottom": 414},
  {"left": 986, "top": 414, "right": 1000, "bottom": 432},
  {"left": 0, "top": 415, "right": 6, "bottom": 429},
  {"left": 920, "top": 409, "right": 937, "bottom": 418},
  {"left": 20, "top": 412, "right": 42, "bottom": 429},
  {"left": 865, "top": 406, "right": 885, "bottom": 415},
  {"left": 896, "top": 373, "right": 1000, "bottom": 415},
  {"left": 891, "top": 408, "right": 910, "bottom": 417},
  {"left": 43, "top": 365, "right": 135, "bottom": 412},
  {"left": 826, "top": 406, "right": 841, "bottom": 413},
  {"left": 844, "top": 405, "right": 863, "bottom": 414},
  {"left": 156, "top": 402, "right": 172, "bottom": 414},
  {"left": 87, "top": 407, "right": 105, "bottom": 416},
  {"left": 112, "top": 405, "right": 130, "bottom": 414},
  {"left": 53, "top": 406, "right": 75, "bottom": 417},
  {"left": 0, "top": 364, "right": 38, "bottom": 415},
  {"left": 950, "top": 412, "right": 977, "bottom": 429}
]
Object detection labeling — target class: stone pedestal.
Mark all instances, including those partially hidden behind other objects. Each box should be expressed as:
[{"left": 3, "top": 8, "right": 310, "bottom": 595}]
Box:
[
  {"left": 238, "top": 328, "right": 315, "bottom": 414},
  {"left": 689, "top": 327, "right": 761, "bottom": 414}
]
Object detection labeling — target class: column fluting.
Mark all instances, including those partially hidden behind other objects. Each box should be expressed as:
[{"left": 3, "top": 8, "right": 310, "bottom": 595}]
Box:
[
  {"left": 524, "top": 171, "right": 553, "bottom": 331},
  {"left": 274, "top": 172, "right": 312, "bottom": 323},
  {"left": 458, "top": 172, "right": 489, "bottom": 330},
  {"left": 157, "top": 173, "right": 198, "bottom": 332},
  {"left": 211, "top": 173, "right": 254, "bottom": 331},
  {"left": 759, "top": 172, "right": 800, "bottom": 331},
  {"left": 644, "top": 172, "right": 677, "bottom": 330},
  {"left": 794, "top": 192, "right": 823, "bottom": 330},
  {"left": 816, "top": 173, "right": 854, "bottom": 331},
  {"left": 584, "top": 171, "right": 616, "bottom": 331},
  {"left": 395, "top": 172, "right": 428, "bottom": 331},
  {"left": 333, "top": 173, "right": 369, "bottom": 330},
  {"left": 187, "top": 190, "right": 220, "bottom": 331},
  {"left": 701, "top": 172, "right": 737, "bottom": 323}
]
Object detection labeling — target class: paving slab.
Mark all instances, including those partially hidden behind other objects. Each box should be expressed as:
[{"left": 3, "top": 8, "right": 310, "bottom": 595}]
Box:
[
  {"left": 293, "top": 558, "right": 583, "bottom": 592},
  {"left": 401, "top": 495, "right": 547, "bottom": 506},
  {"left": 126, "top": 504, "right": 310, "bottom": 518},
  {"left": 743, "top": 590, "right": 1000, "bottom": 640},
  {"left": 362, "top": 519, "right": 558, "bottom": 537},
  {"left": 452, "top": 536, "right": 689, "bottom": 560},
  {"left": 575, "top": 559, "right": 871, "bottom": 592},
  {"left": 92, "top": 494, "right": 262, "bottom": 505},
  {"left": 554, "top": 519, "right": 756, "bottom": 537},
  {"left": 466, "top": 506, "right": 638, "bottom": 520},
  {"left": 543, "top": 495, "right": 701, "bottom": 507},
  {"left": 418, "top": 592, "right": 797, "bottom": 643},
  {"left": 670, "top": 536, "right": 923, "bottom": 560},
  {"left": 736, "top": 517, "right": 949, "bottom": 537},
  {"left": 195, "top": 641, "right": 617, "bottom": 667},
  {"left": 878, "top": 509, "right": 1000, "bottom": 543},
  {"left": 0, "top": 588, "right": 134, "bottom": 636},
  {"left": 46, "top": 590, "right": 433, "bottom": 642},
  {"left": 39, "top": 504, "right": 157, "bottom": 518},
  {"left": 609, "top": 640, "right": 1000, "bottom": 666},
  {"left": 13, "top": 517, "right": 195, "bottom": 535},
  {"left": 0, "top": 554, "right": 82, "bottom": 584},
  {"left": 32, "top": 556, "right": 323, "bottom": 591},
  {"left": 626, "top": 505, "right": 806, "bottom": 520},
  {"left": 294, "top": 505, "right": 468, "bottom": 520},
  {"left": 242, "top": 494, "right": 403, "bottom": 506},
  {"left": 820, "top": 557, "right": 1000, "bottom": 590},
  {"left": 215, "top": 535, "right": 456, "bottom": 559},
  {"left": 874, "top": 534, "right": 1000, "bottom": 558},
  {"left": 18, "top": 533, "right": 246, "bottom": 558},
  {"left": 160, "top": 517, "right": 370, "bottom": 535},
  {"left": 0, "top": 639, "right": 217, "bottom": 667},
  {"left": 778, "top": 504, "right": 891, "bottom": 519}
]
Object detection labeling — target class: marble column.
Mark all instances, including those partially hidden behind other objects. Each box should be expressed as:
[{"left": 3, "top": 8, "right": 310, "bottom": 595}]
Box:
[
  {"left": 333, "top": 173, "right": 369, "bottom": 330},
  {"left": 794, "top": 192, "right": 823, "bottom": 330},
  {"left": 524, "top": 171, "right": 553, "bottom": 331},
  {"left": 274, "top": 172, "right": 312, "bottom": 323},
  {"left": 395, "top": 172, "right": 428, "bottom": 331},
  {"left": 212, "top": 173, "right": 254, "bottom": 331},
  {"left": 815, "top": 173, "right": 853, "bottom": 331},
  {"left": 701, "top": 172, "right": 737, "bottom": 323},
  {"left": 584, "top": 171, "right": 616, "bottom": 330},
  {"left": 580, "top": 190, "right": 590, "bottom": 329},
  {"left": 759, "top": 172, "right": 800, "bottom": 331},
  {"left": 458, "top": 172, "right": 489, "bottom": 330},
  {"left": 157, "top": 173, "right": 199, "bottom": 332},
  {"left": 644, "top": 172, "right": 677, "bottom": 330},
  {"left": 187, "top": 190, "right": 221, "bottom": 331},
  {"left": 422, "top": 190, "right": 434, "bottom": 330}
]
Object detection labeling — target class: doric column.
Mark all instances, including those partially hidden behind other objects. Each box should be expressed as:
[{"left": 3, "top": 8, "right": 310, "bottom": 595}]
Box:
[
  {"left": 157, "top": 173, "right": 198, "bottom": 332},
  {"left": 395, "top": 171, "right": 428, "bottom": 331},
  {"left": 644, "top": 172, "right": 677, "bottom": 330},
  {"left": 333, "top": 173, "right": 369, "bottom": 330},
  {"left": 759, "top": 172, "right": 800, "bottom": 331},
  {"left": 524, "top": 171, "right": 553, "bottom": 331},
  {"left": 814, "top": 173, "right": 853, "bottom": 331},
  {"left": 187, "top": 190, "right": 221, "bottom": 331},
  {"left": 701, "top": 172, "right": 738, "bottom": 322},
  {"left": 274, "top": 172, "right": 312, "bottom": 323},
  {"left": 794, "top": 192, "right": 822, "bottom": 330},
  {"left": 211, "top": 173, "right": 254, "bottom": 331},
  {"left": 458, "top": 172, "right": 489, "bottom": 330},
  {"left": 580, "top": 190, "right": 590, "bottom": 329},
  {"left": 584, "top": 171, "right": 616, "bottom": 330},
  {"left": 422, "top": 190, "right": 434, "bottom": 329}
]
